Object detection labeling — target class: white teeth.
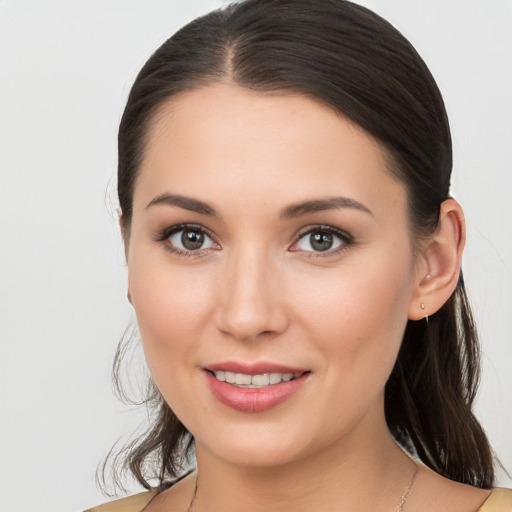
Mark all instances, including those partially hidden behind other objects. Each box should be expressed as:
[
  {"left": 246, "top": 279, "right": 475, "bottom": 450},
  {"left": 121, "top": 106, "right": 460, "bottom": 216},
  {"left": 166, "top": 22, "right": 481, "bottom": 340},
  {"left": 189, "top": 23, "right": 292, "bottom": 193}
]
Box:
[
  {"left": 251, "top": 374, "right": 270, "bottom": 386},
  {"left": 235, "top": 373, "right": 252, "bottom": 385},
  {"left": 269, "top": 373, "right": 282, "bottom": 384},
  {"left": 213, "top": 371, "right": 303, "bottom": 387}
]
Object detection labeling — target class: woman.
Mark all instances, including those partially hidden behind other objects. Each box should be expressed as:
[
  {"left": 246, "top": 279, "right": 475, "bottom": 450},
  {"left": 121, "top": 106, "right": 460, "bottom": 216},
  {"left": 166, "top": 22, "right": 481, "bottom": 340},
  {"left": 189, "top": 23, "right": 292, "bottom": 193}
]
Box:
[{"left": 87, "top": 0, "right": 511, "bottom": 510}]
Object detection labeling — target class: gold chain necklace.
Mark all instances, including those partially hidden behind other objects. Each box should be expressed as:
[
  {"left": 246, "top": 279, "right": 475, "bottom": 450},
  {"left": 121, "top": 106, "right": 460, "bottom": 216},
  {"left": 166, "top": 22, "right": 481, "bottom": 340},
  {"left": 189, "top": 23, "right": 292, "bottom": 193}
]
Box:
[
  {"left": 186, "top": 474, "right": 198, "bottom": 512},
  {"left": 396, "top": 464, "right": 419, "bottom": 512},
  {"left": 187, "top": 464, "right": 419, "bottom": 512}
]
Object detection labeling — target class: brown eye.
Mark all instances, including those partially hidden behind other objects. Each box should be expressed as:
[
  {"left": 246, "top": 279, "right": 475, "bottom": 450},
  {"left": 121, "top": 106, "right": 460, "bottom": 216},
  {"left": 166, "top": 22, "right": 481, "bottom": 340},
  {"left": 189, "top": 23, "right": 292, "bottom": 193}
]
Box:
[
  {"left": 309, "top": 231, "right": 334, "bottom": 251},
  {"left": 166, "top": 227, "right": 217, "bottom": 253},
  {"left": 291, "top": 226, "right": 349, "bottom": 254},
  {"left": 181, "top": 230, "right": 205, "bottom": 250}
]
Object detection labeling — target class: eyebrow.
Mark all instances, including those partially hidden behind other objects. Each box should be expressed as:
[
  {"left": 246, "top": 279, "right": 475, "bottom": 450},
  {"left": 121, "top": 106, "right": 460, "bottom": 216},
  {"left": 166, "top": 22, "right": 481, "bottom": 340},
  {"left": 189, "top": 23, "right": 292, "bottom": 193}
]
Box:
[
  {"left": 145, "top": 193, "right": 372, "bottom": 219},
  {"left": 145, "top": 193, "right": 219, "bottom": 217},
  {"left": 280, "top": 197, "right": 373, "bottom": 219}
]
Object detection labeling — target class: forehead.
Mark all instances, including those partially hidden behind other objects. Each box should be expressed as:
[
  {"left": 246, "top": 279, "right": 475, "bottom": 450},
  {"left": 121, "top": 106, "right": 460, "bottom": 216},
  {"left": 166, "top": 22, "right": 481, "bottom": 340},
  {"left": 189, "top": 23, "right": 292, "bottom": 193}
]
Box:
[{"left": 135, "top": 83, "right": 406, "bottom": 220}]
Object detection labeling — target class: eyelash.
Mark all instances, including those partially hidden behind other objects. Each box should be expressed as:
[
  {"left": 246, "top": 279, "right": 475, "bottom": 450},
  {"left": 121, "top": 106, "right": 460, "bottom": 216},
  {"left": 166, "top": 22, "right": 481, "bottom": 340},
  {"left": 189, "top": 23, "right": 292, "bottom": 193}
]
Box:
[{"left": 154, "top": 223, "right": 355, "bottom": 258}]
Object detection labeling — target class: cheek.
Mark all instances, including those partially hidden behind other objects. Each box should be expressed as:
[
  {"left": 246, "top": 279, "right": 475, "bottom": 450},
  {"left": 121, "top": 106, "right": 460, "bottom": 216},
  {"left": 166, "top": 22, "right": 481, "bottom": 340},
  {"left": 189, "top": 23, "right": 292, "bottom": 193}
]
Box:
[
  {"left": 128, "top": 253, "right": 216, "bottom": 378},
  {"left": 290, "top": 252, "right": 414, "bottom": 379}
]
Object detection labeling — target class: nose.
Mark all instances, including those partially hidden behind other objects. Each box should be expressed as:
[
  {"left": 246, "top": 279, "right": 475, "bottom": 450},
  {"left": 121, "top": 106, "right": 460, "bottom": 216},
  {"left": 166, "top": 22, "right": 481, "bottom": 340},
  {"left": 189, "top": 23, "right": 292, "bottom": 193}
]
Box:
[{"left": 215, "top": 246, "right": 288, "bottom": 341}]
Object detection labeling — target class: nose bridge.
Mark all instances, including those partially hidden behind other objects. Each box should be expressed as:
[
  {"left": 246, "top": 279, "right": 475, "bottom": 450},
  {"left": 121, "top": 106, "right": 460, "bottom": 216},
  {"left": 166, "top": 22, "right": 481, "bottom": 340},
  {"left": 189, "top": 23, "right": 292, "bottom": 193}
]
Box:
[{"left": 217, "top": 241, "right": 285, "bottom": 340}]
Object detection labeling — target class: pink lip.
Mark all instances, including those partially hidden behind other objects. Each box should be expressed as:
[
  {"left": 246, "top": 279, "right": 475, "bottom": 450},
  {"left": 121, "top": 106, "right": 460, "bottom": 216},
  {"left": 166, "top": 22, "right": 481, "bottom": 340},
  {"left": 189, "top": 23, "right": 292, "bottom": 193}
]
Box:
[
  {"left": 204, "top": 362, "right": 310, "bottom": 413},
  {"left": 206, "top": 360, "right": 306, "bottom": 375}
]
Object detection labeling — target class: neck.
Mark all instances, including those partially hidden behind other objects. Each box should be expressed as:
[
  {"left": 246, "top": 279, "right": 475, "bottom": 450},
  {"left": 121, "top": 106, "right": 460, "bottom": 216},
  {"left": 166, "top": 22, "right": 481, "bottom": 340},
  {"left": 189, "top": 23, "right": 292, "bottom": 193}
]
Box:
[{"left": 192, "top": 421, "right": 416, "bottom": 512}]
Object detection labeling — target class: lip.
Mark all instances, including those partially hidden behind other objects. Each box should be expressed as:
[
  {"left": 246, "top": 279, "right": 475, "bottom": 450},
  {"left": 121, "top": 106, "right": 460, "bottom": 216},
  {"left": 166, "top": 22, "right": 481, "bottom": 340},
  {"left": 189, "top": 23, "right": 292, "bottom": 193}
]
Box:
[
  {"left": 206, "top": 360, "right": 307, "bottom": 375},
  {"left": 204, "top": 362, "right": 310, "bottom": 413}
]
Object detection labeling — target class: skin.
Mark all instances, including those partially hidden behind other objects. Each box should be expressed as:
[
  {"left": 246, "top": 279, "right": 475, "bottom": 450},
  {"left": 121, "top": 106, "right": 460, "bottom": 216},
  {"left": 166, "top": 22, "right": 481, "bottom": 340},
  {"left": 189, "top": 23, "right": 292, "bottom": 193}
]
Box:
[{"left": 123, "top": 83, "right": 489, "bottom": 511}]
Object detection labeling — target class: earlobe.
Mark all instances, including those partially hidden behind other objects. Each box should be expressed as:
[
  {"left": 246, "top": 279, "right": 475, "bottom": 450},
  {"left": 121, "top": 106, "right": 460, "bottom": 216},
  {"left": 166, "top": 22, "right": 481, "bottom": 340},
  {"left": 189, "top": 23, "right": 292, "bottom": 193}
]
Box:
[{"left": 408, "top": 199, "right": 465, "bottom": 320}]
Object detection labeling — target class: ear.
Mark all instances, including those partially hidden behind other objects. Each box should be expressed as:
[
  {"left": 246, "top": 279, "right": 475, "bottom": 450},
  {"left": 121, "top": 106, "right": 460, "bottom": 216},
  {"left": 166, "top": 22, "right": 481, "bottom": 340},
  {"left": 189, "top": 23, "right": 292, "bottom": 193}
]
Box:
[
  {"left": 118, "top": 211, "right": 133, "bottom": 304},
  {"left": 408, "top": 199, "right": 465, "bottom": 320},
  {"left": 118, "top": 211, "right": 130, "bottom": 260},
  {"left": 118, "top": 209, "right": 126, "bottom": 240}
]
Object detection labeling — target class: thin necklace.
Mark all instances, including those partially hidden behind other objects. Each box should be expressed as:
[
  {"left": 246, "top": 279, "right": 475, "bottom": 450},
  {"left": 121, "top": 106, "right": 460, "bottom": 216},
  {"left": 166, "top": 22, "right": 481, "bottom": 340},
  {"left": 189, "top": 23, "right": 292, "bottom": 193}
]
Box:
[
  {"left": 397, "top": 464, "right": 419, "bottom": 512},
  {"left": 186, "top": 473, "right": 198, "bottom": 512},
  {"left": 186, "top": 464, "right": 419, "bottom": 512}
]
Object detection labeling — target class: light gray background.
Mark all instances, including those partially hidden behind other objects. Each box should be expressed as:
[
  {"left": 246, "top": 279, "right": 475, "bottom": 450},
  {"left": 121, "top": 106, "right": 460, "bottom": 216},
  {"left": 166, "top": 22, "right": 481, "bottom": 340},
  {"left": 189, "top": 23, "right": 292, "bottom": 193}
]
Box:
[{"left": 0, "top": 1, "right": 510, "bottom": 510}]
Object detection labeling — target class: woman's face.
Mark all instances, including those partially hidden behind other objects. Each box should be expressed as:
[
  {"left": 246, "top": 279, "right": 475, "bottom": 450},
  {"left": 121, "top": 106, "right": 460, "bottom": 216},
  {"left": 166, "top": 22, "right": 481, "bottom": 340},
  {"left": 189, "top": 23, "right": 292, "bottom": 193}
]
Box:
[{"left": 126, "top": 83, "right": 422, "bottom": 467}]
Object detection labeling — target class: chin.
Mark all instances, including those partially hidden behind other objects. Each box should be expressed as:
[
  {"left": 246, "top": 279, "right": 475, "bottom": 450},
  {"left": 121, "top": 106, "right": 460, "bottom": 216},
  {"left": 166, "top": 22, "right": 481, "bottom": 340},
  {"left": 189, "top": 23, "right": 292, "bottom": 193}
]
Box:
[
  {"left": 193, "top": 418, "right": 334, "bottom": 469},
  {"left": 199, "top": 439, "right": 304, "bottom": 468}
]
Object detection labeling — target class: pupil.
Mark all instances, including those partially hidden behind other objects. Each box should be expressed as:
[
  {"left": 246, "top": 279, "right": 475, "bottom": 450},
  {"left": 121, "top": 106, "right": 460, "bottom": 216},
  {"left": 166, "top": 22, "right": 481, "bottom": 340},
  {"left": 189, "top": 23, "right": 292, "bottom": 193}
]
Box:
[
  {"left": 182, "top": 230, "right": 204, "bottom": 250},
  {"left": 311, "top": 231, "right": 333, "bottom": 251}
]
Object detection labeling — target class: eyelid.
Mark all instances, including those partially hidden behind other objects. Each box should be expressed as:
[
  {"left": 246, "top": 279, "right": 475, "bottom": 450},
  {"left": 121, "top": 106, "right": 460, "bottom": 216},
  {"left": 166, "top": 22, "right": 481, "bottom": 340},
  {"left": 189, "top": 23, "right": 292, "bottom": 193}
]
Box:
[{"left": 153, "top": 223, "right": 210, "bottom": 241}]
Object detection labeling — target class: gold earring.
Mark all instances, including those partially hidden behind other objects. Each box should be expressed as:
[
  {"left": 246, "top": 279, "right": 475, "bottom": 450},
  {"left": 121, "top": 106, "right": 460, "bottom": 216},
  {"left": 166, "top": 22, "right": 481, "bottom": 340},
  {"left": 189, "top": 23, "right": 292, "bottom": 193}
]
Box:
[{"left": 420, "top": 303, "right": 429, "bottom": 324}]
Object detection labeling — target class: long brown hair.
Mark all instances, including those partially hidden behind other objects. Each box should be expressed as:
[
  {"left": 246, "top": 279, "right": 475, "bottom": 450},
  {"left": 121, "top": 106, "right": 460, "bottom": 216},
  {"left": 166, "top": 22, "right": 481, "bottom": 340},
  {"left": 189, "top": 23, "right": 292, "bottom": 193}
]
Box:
[{"left": 104, "top": 0, "right": 495, "bottom": 492}]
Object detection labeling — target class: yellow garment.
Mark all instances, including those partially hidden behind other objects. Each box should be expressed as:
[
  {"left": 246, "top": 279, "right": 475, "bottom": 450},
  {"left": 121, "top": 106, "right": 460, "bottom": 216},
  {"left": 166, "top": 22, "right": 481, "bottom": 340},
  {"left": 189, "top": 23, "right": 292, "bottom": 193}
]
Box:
[
  {"left": 85, "top": 487, "right": 512, "bottom": 512},
  {"left": 478, "top": 488, "right": 512, "bottom": 511},
  {"left": 84, "top": 489, "right": 156, "bottom": 512}
]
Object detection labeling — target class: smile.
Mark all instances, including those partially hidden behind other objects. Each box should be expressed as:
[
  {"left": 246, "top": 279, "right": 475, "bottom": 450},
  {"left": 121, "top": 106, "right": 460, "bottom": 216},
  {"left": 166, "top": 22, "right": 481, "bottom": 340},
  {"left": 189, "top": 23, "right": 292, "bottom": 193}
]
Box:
[
  {"left": 205, "top": 364, "right": 310, "bottom": 412},
  {"left": 212, "top": 371, "right": 303, "bottom": 388}
]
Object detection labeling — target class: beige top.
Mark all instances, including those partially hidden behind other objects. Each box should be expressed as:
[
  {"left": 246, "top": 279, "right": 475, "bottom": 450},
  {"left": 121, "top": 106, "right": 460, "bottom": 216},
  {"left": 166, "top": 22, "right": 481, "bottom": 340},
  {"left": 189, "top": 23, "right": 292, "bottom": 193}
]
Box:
[
  {"left": 84, "top": 487, "right": 512, "bottom": 512},
  {"left": 84, "top": 489, "right": 157, "bottom": 512}
]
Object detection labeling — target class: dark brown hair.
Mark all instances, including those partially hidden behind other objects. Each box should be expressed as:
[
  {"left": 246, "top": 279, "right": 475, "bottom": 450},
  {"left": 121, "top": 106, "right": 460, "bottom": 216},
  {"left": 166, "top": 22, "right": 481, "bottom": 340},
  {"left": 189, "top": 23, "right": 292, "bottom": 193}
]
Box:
[{"left": 108, "top": 0, "right": 495, "bottom": 492}]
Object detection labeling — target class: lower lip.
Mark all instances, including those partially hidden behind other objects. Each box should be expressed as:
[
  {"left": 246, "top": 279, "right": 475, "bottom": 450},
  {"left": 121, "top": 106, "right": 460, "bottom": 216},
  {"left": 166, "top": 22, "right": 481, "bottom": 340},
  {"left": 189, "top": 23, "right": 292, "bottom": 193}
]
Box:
[{"left": 205, "top": 371, "right": 309, "bottom": 413}]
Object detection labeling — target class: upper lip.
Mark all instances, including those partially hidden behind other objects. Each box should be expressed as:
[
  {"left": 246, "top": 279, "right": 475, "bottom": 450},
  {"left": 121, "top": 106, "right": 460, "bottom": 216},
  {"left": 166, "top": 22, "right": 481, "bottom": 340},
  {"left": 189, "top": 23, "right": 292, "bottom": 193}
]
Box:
[{"left": 205, "top": 361, "right": 308, "bottom": 375}]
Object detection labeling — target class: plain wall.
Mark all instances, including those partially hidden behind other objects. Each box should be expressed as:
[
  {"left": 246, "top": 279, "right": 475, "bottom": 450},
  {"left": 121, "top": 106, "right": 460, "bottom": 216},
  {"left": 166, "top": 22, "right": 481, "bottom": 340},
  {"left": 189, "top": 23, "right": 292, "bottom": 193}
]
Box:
[{"left": 0, "top": 1, "right": 510, "bottom": 510}]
